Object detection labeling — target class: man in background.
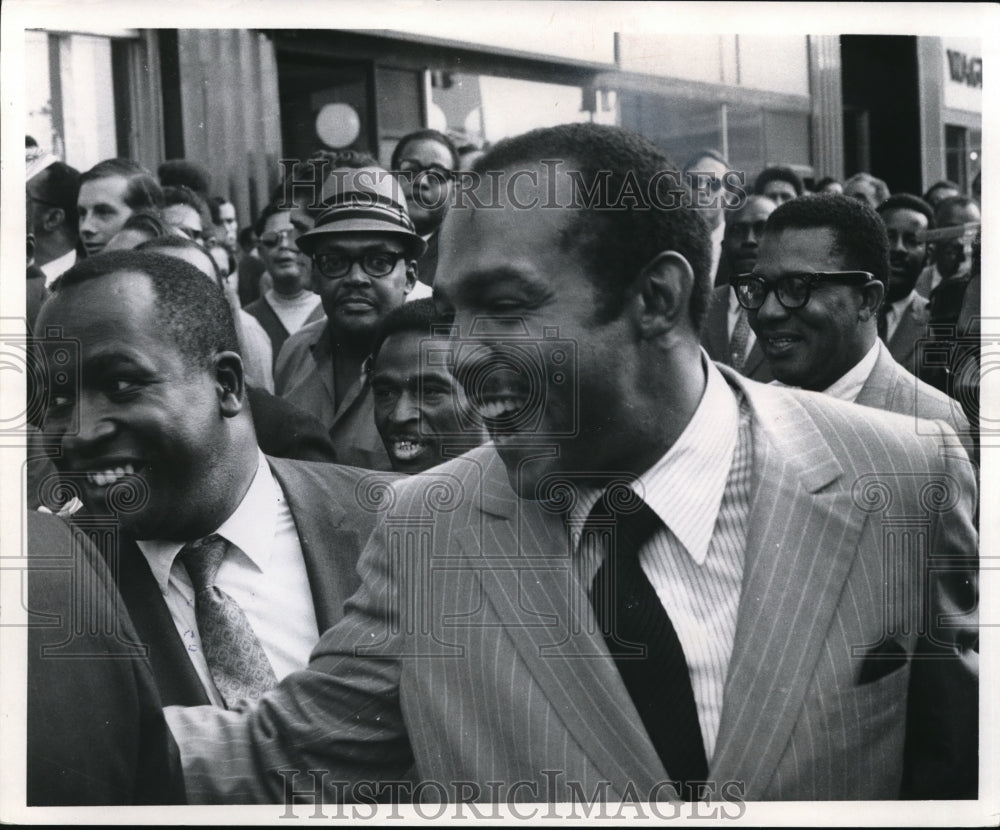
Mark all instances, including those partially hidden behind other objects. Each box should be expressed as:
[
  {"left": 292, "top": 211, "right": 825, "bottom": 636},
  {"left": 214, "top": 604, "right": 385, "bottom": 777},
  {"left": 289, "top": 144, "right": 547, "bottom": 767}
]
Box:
[
  {"left": 27, "top": 155, "right": 80, "bottom": 285},
  {"left": 77, "top": 158, "right": 163, "bottom": 256},
  {"left": 701, "top": 194, "right": 776, "bottom": 381},
  {"left": 275, "top": 165, "right": 422, "bottom": 470},
  {"left": 368, "top": 298, "right": 483, "bottom": 474}
]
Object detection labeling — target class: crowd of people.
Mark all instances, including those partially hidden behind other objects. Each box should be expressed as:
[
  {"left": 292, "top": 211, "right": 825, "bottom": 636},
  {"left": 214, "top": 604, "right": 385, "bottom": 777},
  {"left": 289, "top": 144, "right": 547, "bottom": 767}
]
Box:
[{"left": 21, "top": 120, "right": 980, "bottom": 807}]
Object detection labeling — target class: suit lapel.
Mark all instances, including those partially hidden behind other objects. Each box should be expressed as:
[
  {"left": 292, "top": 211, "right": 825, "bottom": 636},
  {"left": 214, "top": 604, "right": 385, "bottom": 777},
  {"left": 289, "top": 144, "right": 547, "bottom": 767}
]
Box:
[
  {"left": 111, "top": 533, "right": 210, "bottom": 706},
  {"left": 854, "top": 344, "right": 899, "bottom": 411},
  {"left": 741, "top": 341, "right": 768, "bottom": 379},
  {"left": 710, "top": 376, "right": 868, "bottom": 797},
  {"left": 457, "top": 451, "right": 669, "bottom": 797},
  {"left": 268, "top": 457, "right": 363, "bottom": 633}
]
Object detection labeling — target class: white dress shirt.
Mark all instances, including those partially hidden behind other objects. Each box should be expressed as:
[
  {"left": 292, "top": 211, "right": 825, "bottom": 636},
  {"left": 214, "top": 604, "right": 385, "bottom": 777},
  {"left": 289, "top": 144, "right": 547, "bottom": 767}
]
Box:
[
  {"left": 136, "top": 451, "right": 320, "bottom": 706},
  {"left": 40, "top": 248, "right": 76, "bottom": 286},
  {"left": 571, "top": 356, "right": 750, "bottom": 760},
  {"left": 885, "top": 290, "right": 917, "bottom": 342},
  {"left": 771, "top": 340, "right": 880, "bottom": 403}
]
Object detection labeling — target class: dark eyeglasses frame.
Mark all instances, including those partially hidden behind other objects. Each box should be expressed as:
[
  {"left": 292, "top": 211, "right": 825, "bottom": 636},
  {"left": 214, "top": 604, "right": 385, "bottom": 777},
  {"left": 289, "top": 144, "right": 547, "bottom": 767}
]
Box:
[
  {"left": 314, "top": 250, "right": 405, "bottom": 280},
  {"left": 395, "top": 162, "right": 453, "bottom": 186},
  {"left": 733, "top": 271, "right": 876, "bottom": 310},
  {"left": 259, "top": 227, "right": 300, "bottom": 248}
]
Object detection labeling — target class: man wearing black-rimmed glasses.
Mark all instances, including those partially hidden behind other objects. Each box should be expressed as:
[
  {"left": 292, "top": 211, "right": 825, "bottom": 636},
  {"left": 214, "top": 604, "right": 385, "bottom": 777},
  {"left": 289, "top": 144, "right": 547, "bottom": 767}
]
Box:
[
  {"left": 735, "top": 193, "right": 971, "bottom": 456},
  {"left": 273, "top": 164, "right": 421, "bottom": 470}
]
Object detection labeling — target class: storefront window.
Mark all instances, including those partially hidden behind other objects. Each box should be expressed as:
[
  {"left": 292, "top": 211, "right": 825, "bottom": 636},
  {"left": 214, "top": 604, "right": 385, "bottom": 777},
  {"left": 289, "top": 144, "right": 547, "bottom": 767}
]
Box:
[{"left": 431, "top": 72, "right": 616, "bottom": 151}]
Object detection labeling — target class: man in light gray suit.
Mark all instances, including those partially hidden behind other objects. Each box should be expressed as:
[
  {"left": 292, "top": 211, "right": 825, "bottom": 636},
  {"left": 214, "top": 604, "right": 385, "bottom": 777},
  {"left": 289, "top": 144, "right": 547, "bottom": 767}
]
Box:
[
  {"left": 166, "top": 126, "right": 978, "bottom": 804},
  {"left": 741, "top": 193, "right": 973, "bottom": 461}
]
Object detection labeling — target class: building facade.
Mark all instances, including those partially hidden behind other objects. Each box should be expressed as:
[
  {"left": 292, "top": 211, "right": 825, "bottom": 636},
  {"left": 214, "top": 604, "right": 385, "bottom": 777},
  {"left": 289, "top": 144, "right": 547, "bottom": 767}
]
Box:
[{"left": 25, "top": 28, "right": 982, "bottom": 228}]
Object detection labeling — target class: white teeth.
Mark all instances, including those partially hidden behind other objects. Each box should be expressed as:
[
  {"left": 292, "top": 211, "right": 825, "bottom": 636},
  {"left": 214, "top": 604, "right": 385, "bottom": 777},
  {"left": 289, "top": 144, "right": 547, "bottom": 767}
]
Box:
[
  {"left": 391, "top": 439, "right": 427, "bottom": 461},
  {"left": 479, "top": 398, "right": 523, "bottom": 419},
  {"left": 87, "top": 465, "right": 136, "bottom": 486}
]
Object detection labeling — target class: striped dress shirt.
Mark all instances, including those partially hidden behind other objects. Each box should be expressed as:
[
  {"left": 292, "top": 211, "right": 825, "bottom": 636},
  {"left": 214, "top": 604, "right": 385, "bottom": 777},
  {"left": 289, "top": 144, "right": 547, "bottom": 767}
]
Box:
[{"left": 571, "top": 359, "right": 752, "bottom": 760}]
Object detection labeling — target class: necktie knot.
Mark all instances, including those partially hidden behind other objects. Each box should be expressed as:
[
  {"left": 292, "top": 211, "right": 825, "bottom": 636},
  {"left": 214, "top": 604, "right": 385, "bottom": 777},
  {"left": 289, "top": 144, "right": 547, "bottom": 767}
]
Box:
[
  {"left": 583, "top": 490, "right": 661, "bottom": 564},
  {"left": 179, "top": 534, "right": 228, "bottom": 594}
]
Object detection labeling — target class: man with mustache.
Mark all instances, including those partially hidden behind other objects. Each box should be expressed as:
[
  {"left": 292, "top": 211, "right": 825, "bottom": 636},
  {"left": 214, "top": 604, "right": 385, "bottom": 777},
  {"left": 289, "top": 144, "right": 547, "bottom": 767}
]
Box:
[{"left": 274, "top": 165, "right": 420, "bottom": 470}]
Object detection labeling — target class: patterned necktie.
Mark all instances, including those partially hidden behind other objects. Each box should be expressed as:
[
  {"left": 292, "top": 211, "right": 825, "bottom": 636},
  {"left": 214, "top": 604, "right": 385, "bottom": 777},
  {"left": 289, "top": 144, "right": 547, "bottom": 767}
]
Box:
[
  {"left": 179, "top": 534, "right": 277, "bottom": 708},
  {"left": 586, "top": 494, "right": 709, "bottom": 801},
  {"left": 729, "top": 308, "right": 752, "bottom": 372}
]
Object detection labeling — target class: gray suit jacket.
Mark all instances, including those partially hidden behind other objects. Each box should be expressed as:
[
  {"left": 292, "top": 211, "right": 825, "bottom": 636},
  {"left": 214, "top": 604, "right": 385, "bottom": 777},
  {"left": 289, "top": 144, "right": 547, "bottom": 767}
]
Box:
[
  {"left": 701, "top": 286, "right": 773, "bottom": 382},
  {"left": 856, "top": 341, "right": 973, "bottom": 461},
  {"left": 167, "top": 371, "right": 977, "bottom": 802},
  {"left": 107, "top": 456, "right": 389, "bottom": 707},
  {"left": 885, "top": 292, "right": 930, "bottom": 376}
]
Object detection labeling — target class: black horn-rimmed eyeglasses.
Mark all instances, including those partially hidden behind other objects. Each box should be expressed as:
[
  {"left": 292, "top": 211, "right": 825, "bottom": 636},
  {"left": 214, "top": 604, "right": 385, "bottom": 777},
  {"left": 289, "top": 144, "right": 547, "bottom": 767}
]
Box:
[{"left": 733, "top": 271, "right": 876, "bottom": 310}]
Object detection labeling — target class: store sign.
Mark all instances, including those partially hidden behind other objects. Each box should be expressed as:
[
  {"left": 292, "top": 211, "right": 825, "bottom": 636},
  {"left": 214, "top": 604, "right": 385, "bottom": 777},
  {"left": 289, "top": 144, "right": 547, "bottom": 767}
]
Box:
[{"left": 942, "top": 38, "right": 982, "bottom": 113}]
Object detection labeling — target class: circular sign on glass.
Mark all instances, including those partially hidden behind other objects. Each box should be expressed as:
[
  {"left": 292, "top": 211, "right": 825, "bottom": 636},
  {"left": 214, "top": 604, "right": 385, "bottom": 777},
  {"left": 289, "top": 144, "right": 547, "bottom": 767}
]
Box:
[{"left": 316, "top": 103, "right": 361, "bottom": 148}]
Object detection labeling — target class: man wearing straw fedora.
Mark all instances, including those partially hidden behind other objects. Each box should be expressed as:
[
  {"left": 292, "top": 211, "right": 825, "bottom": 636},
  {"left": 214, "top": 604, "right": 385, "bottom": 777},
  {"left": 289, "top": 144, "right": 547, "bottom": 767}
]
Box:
[{"left": 274, "top": 165, "right": 423, "bottom": 471}]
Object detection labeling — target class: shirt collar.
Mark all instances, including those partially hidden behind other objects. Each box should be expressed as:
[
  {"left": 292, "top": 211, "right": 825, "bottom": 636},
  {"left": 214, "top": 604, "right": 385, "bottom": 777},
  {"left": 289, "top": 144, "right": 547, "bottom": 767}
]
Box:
[
  {"left": 821, "top": 339, "right": 881, "bottom": 402},
  {"left": 634, "top": 355, "right": 740, "bottom": 564},
  {"left": 569, "top": 354, "right": 740, "bottom": 565},
  {"left": 136, "top": 451, "right": 280, "bottom": 592}
]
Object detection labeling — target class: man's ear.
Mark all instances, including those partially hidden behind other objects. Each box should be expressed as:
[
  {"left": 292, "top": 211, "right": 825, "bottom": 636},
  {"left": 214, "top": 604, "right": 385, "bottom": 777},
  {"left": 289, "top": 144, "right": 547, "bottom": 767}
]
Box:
[
  {"left": 42, "top": 207, "right": 65, "bottom": 233},
  {"left": 859, "top": 278, "right": 886, "bottom": 321},
  {"left": 633, "top": 251, "right": 694, "bottom": 338},
  {"left": 404, "top": 260, "right": 418, "bottom": 294},
  {"left": 214, "top": 351, "right": 245, "bottom": 417}
]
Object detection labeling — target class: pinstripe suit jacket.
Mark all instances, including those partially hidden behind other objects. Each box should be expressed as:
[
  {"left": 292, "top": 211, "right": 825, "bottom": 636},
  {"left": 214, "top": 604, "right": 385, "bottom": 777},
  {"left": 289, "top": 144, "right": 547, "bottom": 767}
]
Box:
[{"left": 167, "top": 369, "right": 978, "bottom": 803}]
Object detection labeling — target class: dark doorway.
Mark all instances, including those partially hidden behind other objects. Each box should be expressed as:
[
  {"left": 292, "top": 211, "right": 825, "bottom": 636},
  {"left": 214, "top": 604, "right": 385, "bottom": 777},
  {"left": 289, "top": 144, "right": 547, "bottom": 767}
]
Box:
[{"left": 841, "top": 35, "right": 921, "bottom": 194}]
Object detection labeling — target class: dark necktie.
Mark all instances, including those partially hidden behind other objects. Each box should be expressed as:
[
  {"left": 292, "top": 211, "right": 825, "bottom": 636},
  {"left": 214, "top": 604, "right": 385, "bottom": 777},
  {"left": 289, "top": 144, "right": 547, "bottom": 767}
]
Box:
[
  {"left": 179, "top": 534, "right": 277, "bottom": 708},
  {"left": 586, "top": 494, "right": 709, "bottom": 800},
  {"left": 877, "top": 305, "right": 889, "bottom": 342}
]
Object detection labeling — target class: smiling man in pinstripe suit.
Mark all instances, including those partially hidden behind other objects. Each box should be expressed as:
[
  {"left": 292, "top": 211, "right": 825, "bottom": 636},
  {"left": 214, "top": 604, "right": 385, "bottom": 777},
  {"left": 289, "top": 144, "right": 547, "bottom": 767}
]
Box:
[{"left": 165, "top": 124, "right": 978, "bottom": 804}]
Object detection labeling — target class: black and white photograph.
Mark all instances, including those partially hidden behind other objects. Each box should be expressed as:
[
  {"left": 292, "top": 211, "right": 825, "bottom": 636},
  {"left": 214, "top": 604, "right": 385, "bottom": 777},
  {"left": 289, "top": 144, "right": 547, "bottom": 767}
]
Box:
[{"left": 1, "top": 1, "right": 995, "bottom": 824}]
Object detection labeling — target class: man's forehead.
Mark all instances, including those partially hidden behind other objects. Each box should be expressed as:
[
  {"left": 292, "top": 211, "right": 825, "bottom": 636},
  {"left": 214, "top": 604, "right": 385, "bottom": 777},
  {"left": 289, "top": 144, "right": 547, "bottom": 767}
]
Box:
[
  {"left": 40, "top": 270, "right": 156, "bottom": 325},
  {"left": 759, "top": 226, "right": 841, "bottom": 266}
]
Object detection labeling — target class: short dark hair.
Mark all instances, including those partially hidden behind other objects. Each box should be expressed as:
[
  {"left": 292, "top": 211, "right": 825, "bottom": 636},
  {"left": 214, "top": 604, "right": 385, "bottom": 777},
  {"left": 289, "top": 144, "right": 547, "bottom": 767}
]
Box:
[
  {"left": 158, "top": 159, "right": 211, "bottom": 198},
  {"left": 370, "top": 298, "right": 455, "bottom": 366},
  {"left": 163, "top": 184, "right": 207, "bottom": 213},
  {"left": 135, "top": 234, "right": 224, "bottom": 280},
  {"left": 253, "top": 200, "right": 288, "bottom": 238},
  {"left": 763, "top": 193, "right": 889, "bottom": 289},
  {"left": 80, "top": 158, "right": 164, "bottom": 213},
  {"left": 208, "top": 195, "right": 233, "bottom": 225},
  {"left": 50, "top": 250, "right": 238, "bottom": 369},
  {"left": 754, "top": 166, "right": 804, "bottom": 198},
  {"left": 922, "top": 179, "right": 961, "bottom": 204},
  {"left": 163, "top": 185, "right": 213, "bottom": 238},
  {"left": 238, "top": 226, "right": 257, "bottom": 250},
  {"left": 814, "top": 176, "right": 840, "bottom": 192},
  {"left": 391, "top": 129, "right": 460, "bottom": 171},
  {"left": 473, "top": 123, "right": 712, "bottom": 330},
  {"left": 934, "top": 194, "right": 979, "bottom": 226},
  {"left": 28, "top": 161, "right": 81, "bottom": 233},
  {"left": 119, "top": 211, "right": 172, "bottom": 239},
  {"left": 876, "top": 193, "right": 935, "bottom": 229}
]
